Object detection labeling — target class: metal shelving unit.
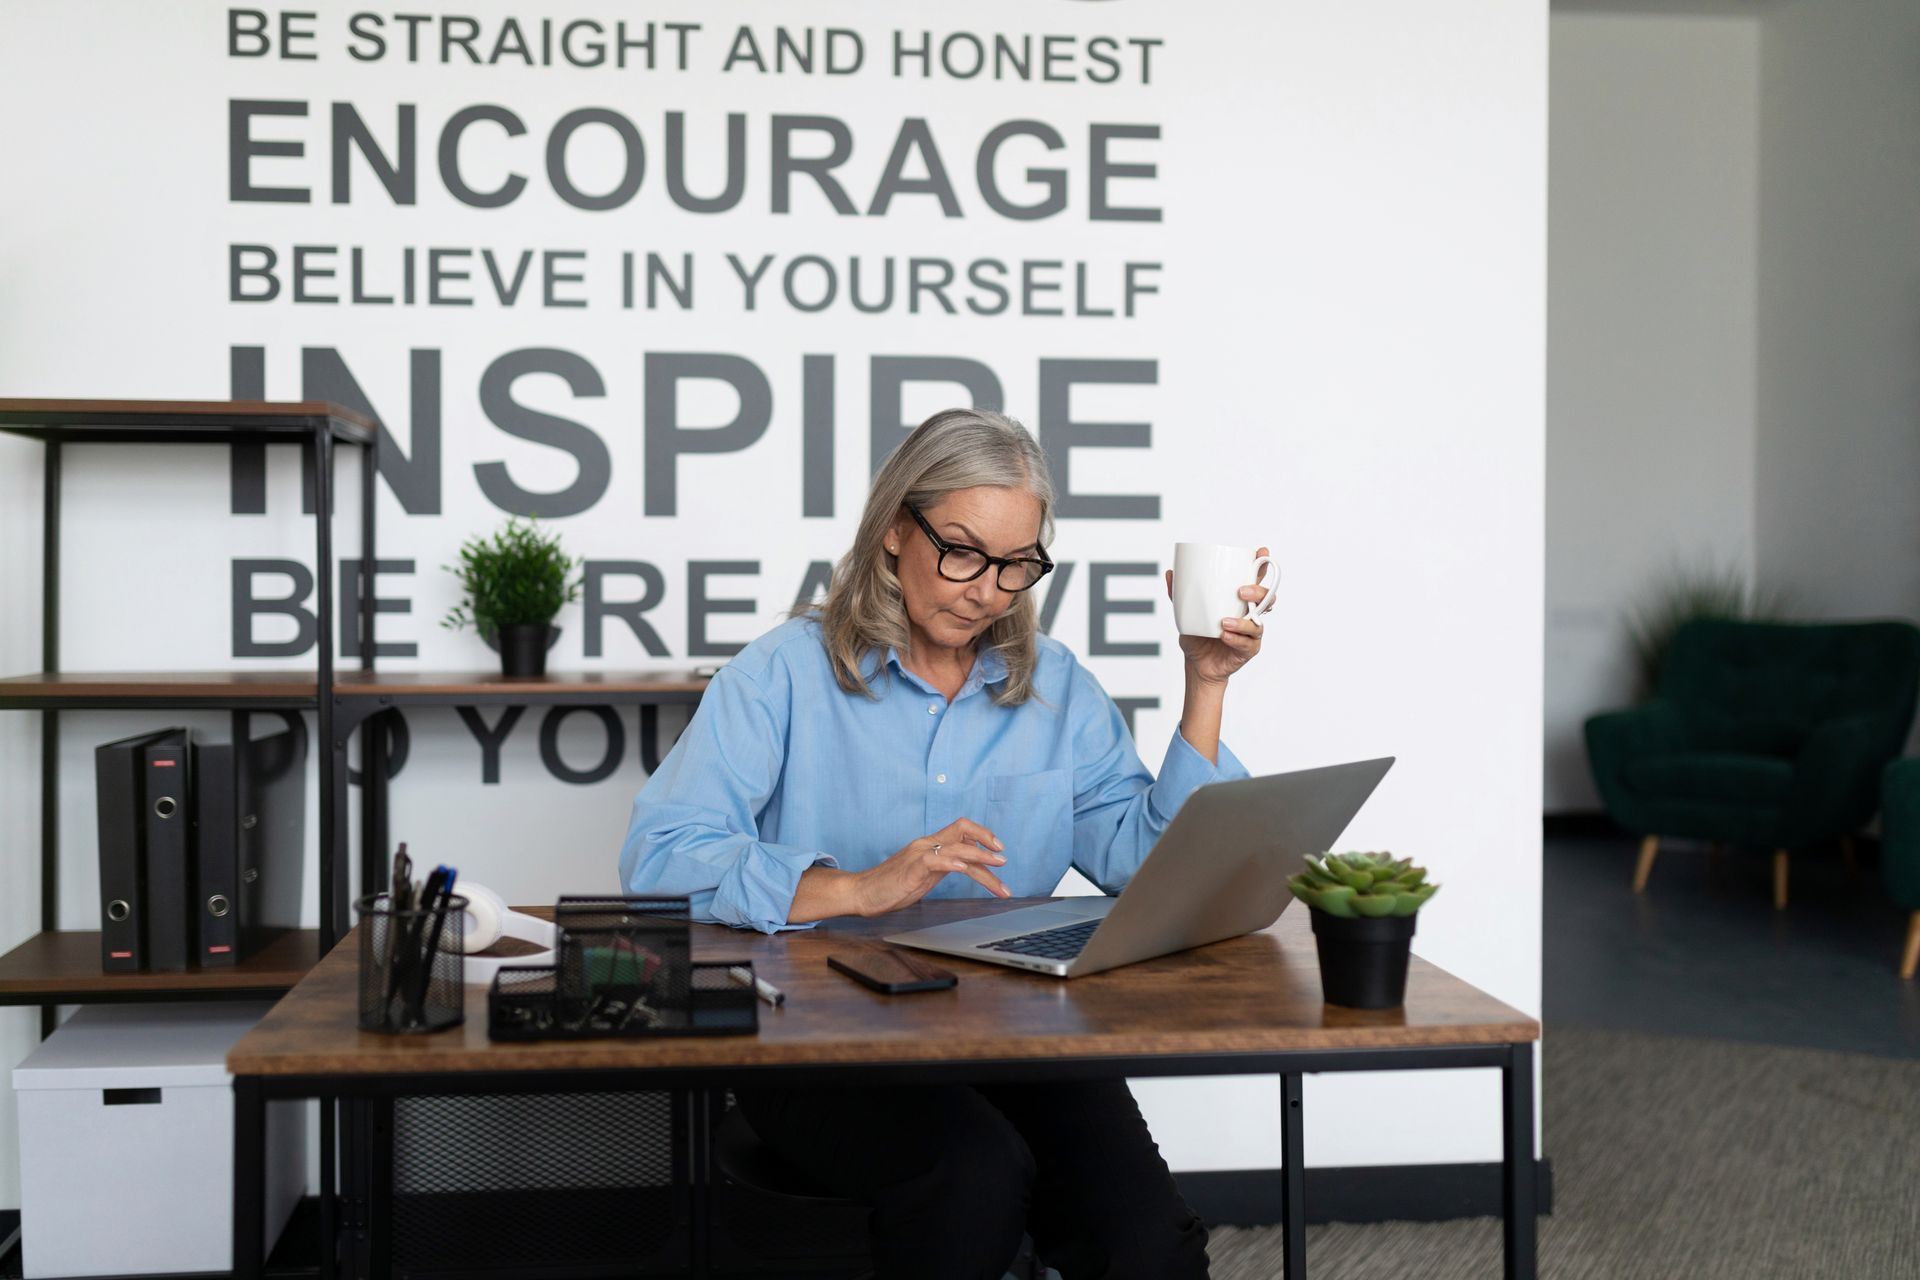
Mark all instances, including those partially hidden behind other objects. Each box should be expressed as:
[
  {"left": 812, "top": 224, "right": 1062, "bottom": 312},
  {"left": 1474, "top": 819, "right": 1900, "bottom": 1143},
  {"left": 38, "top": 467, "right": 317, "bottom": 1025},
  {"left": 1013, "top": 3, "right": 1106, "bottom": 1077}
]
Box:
[
  {"left": 0, "top": 400, "right": 716, "bottom": 1279},
  {"left": 0, "top": 398, "right": 377, "bottom": 1280}
]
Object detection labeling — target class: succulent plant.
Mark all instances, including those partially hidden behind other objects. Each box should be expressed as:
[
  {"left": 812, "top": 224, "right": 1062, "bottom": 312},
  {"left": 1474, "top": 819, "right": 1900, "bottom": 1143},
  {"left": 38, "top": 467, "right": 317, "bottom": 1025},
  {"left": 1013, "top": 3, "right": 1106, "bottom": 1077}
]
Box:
[{"left": 1288, "top": 851, "right": 1438, "bottom": 919}]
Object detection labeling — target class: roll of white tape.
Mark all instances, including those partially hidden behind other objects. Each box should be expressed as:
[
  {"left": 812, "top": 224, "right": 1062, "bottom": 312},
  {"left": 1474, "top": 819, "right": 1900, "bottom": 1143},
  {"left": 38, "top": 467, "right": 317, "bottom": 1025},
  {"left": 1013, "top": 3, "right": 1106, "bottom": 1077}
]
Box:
[
  {"left": 458, "top": 882, "right": 509, "bottom": 952},
  {"left": 453, "top": 882, "right": 558, "bottom": 984}
]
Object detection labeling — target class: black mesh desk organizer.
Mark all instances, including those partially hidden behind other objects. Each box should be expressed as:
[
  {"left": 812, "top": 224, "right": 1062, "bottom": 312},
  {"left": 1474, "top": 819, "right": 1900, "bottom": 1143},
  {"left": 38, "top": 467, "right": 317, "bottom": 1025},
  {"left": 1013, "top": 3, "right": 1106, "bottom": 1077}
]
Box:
[{"left": 488, "top": 895, "right": 757, "bottom": 1040}]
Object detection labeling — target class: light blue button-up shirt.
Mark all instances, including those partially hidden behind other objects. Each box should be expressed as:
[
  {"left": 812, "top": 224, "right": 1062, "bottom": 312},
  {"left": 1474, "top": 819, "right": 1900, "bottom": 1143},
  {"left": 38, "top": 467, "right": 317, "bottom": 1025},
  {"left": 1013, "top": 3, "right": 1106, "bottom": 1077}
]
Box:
[{"left": 618, "top": 616, "right": 1248, "bottom": 932}]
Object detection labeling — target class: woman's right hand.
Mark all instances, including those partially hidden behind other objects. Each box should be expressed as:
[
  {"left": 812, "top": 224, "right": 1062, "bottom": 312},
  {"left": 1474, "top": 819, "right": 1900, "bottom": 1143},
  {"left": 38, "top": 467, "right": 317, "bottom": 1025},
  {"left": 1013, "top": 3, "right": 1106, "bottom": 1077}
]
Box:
[{"left": 853, "top": 818, "right": 1009, "bottom": 916}]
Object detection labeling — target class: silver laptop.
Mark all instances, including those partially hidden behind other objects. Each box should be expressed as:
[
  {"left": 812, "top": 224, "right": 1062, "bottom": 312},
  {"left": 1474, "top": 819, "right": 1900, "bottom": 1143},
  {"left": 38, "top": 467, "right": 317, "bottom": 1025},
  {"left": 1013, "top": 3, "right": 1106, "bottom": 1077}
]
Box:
[{"left": 886, "top": 757, "right": 1394, "bottom": 978}]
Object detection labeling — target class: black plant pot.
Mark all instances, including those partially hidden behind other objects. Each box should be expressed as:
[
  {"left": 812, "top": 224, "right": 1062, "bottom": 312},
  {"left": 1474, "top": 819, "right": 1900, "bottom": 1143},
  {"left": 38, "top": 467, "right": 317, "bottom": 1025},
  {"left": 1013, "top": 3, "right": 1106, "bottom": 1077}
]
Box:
[
  {"left": 496, "top": 623, "right": 555, "bottom": 678},
  {"left": 1309, "top": 909, "right": 1418, "bottom": 1009}
]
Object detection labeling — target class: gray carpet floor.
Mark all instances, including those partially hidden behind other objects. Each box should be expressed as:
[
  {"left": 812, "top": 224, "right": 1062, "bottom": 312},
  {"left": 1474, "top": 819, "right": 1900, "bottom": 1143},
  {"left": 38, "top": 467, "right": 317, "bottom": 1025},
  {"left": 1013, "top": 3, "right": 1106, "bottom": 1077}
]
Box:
[
  {"left": 1541, "top": 834, "right": 1920, "bottom": 1058},
  {"left": 1205, "top": 1025, "right": 1920, "bottom": 1278}
]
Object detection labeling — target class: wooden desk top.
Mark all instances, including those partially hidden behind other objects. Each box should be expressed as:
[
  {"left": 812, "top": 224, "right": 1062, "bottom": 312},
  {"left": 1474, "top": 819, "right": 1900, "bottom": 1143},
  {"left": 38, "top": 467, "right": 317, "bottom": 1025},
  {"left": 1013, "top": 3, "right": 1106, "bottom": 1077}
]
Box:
[{"left": 228, "top": 900, "right": 1537, "bottom": 1078}]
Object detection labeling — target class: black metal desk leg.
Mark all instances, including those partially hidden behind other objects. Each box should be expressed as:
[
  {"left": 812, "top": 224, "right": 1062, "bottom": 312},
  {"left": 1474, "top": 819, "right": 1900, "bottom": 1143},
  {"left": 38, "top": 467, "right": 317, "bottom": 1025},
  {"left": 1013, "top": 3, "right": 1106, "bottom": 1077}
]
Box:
[
  {"left": 1280, "top": 1072, "right": 1307, "bottom": 1280},
  {"left": 688, "top": 1088, "right": 714, "bottom": 1279},
  {"left": 1503, "top": 1042, "right": 1539, "bottom": 1280},
  {"left": 233, "top": 1078, "right": 267, "bottom": 1280},
  {"left": 319, "top": 1097, "right": 337, "bottom": 1280}
]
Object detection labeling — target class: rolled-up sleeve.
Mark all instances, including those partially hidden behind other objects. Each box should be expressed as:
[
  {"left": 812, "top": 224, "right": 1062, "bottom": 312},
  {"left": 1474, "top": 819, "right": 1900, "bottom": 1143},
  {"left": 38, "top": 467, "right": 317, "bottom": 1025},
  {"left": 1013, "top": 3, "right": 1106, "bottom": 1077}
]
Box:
[
  {"left": 618, "top": 664, "right": 837, "bottom": 932},
  {"left": 1068, "top": 662, "right": 1250, "bottom": 893}
]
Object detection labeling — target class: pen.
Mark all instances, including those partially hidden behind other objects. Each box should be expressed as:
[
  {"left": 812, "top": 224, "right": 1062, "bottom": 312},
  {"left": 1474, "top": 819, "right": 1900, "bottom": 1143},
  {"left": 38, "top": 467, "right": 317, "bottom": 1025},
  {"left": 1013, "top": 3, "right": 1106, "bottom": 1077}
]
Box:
[
  {"left": 406, "top": 866, "right": 455, "bottom": 1025},
  {"left": 382, "top": 845, "right": 415, "bottom": 1015},
  {"left": 728, "top": 965, "right": 784, "bottom": 1007}
]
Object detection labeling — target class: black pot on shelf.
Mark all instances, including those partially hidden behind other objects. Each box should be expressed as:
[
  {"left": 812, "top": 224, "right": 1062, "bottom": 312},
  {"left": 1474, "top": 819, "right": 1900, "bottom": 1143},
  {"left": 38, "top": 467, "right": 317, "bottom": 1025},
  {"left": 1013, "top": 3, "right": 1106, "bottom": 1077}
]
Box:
[
  {"left": 1309, "top": 909, "right": 1418, "bottom": 1009},
  {"left": 495, "top": 623, "right": 555, "bottom": 678}
]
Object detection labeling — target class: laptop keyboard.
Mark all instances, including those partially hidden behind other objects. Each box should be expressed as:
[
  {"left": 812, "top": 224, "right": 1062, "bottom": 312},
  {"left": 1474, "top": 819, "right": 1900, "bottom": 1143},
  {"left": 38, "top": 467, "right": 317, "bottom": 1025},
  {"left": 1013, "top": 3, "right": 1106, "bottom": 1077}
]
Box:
[{"left": 983, "top": 918, "right": 1100, "bottom": 961}]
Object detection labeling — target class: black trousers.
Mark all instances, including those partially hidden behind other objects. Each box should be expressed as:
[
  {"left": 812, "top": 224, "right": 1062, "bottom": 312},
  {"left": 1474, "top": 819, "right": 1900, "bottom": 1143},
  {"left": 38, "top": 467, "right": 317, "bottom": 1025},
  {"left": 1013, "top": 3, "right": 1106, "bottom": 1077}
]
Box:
[{"left": 732, "top": 1079, "right": 1211, "bottom": 1280}]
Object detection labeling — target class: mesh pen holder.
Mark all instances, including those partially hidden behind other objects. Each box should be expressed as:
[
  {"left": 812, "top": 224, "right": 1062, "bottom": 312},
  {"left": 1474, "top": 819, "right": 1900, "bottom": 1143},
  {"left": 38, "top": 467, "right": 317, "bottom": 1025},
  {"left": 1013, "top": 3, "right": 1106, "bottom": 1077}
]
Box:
[
  {"left": 357, "top": 891, "right": 467, "bottom": 1034},
  {"left": 554, "top": 896, "right": 692, "bottom": 1030}
]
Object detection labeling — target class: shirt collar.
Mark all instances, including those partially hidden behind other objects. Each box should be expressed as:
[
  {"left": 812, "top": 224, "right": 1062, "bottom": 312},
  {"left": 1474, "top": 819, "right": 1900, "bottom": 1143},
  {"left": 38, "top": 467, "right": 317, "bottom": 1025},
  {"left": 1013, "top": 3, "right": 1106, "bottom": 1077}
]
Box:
[
  {"left": 973, "top": 646, "right": 1010, "bottom": 685},
  {"left": 884, "top": 643, "right": 1010, "bottom": 694}
]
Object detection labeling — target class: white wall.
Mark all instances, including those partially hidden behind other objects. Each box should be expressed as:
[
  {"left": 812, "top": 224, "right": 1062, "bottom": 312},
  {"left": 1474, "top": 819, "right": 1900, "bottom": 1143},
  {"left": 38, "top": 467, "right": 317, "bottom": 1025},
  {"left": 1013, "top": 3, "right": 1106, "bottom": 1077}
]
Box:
[
  {"left": 1546, "top": 10, "right": 1761, "bottom": 811},
  {"left": 0, "top": 0, "right": 1545, "bottom": 1209},
  {"left": 1754, "top": 0, "right": 1920, "bottom": 624}
]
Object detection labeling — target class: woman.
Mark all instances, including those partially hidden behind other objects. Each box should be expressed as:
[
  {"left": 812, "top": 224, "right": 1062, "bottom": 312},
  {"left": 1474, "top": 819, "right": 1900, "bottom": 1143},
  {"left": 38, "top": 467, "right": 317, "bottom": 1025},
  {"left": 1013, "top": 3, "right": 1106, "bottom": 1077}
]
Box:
[{"left": 619, "top": 408, "right": 1269, "bottom": 1280}]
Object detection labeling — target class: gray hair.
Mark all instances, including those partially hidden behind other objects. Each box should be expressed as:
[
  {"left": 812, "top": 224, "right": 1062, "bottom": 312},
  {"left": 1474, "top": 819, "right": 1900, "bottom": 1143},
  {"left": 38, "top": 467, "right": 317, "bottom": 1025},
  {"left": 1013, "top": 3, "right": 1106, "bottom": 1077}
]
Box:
[{"left": 803, "top": 408, "right": 1056, "bottom": 705}]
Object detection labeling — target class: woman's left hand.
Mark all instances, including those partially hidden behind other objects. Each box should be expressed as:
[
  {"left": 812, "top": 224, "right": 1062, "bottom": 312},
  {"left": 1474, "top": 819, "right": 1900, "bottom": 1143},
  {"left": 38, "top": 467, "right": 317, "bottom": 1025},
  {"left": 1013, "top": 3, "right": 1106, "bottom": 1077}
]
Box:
[{"left": 1166, "top": 545, "right": 1271, "bottom": 686}]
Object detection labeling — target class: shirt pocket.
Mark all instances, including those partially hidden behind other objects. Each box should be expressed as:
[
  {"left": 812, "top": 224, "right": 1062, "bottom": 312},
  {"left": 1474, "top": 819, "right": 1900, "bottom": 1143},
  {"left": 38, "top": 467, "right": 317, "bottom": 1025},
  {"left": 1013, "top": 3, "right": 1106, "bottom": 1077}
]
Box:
[{"left": 985, "top": 768, "right": 1075, "bottom": 880}]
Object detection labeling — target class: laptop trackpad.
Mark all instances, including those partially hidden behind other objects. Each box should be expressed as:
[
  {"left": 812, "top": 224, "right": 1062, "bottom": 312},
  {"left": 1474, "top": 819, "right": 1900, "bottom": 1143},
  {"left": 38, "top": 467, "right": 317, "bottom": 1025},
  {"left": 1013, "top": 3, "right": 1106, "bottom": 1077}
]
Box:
[{"left": 979, "top": 901, "right": 1107, "bottom": 937}]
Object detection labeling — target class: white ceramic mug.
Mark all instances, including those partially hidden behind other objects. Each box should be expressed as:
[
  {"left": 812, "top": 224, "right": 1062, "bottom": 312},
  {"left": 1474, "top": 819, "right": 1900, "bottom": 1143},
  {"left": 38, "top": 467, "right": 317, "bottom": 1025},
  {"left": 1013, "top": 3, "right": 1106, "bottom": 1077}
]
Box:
[{"left": 1172, "top": 543, "right": 1279, "bottom": 637}]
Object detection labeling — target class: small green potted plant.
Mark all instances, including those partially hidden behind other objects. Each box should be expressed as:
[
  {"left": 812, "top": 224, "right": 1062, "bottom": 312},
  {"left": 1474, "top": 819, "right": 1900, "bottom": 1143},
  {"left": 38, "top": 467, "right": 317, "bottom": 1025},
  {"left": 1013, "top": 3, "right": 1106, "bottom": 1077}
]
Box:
[
  {"left": 442, "top": 516, "right": 582, "bottom": 678},
  {"left": 1287, "top": 852, "right": 1439, "bottom": 1009},
  {"left": 1626, "top": 563, "right": 1793, "bottom": 698}
]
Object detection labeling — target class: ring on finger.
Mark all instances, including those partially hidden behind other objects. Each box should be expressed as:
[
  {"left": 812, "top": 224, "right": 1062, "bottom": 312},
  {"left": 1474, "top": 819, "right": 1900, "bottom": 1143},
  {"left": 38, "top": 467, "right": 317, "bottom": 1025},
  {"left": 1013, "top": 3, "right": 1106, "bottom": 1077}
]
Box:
[{"left": 931, "top": 842, "right": 942, "bottom": 855}]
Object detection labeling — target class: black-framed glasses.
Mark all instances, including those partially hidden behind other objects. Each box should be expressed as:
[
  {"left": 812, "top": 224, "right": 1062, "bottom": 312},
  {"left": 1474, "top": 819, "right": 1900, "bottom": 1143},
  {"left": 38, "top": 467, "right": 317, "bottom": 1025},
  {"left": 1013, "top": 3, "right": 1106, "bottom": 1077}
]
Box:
[{"left": 905, "top": 502, "right": 1054, "bottom": 592}]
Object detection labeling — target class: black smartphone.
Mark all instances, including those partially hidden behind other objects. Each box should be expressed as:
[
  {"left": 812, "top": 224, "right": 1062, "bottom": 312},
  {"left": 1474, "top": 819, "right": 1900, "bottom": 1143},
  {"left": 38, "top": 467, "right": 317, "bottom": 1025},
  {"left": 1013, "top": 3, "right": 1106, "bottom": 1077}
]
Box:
[{"left": 828, "top": 948, "right": 959, "bottom": 994}]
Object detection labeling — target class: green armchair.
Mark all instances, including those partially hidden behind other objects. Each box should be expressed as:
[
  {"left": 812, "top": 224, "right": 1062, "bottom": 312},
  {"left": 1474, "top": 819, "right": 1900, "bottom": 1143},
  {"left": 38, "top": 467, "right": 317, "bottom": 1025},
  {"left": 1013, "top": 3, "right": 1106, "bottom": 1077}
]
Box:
[
  {"left": 1882, "top": 758, "right": 1920, "bottom": 979},
  {"left": 1585, "top": 620, "right": 1920, "bottom": 910}
]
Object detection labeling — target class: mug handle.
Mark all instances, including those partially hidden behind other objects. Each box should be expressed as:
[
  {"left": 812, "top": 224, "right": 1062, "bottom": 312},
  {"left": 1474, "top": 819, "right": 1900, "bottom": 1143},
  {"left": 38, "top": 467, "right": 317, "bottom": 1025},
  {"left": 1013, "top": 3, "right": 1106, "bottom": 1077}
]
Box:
[{"left": 1242, "top": 556, "right": 1280, "bottom": 621}]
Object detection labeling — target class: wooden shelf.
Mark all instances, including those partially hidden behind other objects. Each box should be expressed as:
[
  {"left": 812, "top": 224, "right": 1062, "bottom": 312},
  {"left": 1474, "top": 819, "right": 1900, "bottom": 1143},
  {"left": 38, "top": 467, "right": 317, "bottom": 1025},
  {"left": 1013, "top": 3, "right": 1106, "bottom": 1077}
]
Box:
[
  {"left": 333, "top": 670, "right": 711, "bottom": 699},
  {"left": 0, "top": 671, "right": 320, "bottom": 710},
  {"left": 0, "top": 929, "right": 325, "bottom": 1006},
  {"left": 0, "top": 397, "right": 374, "bottom": 445},
  {"left": 0, "top": 670, "right": 714, "bottom": 711}
]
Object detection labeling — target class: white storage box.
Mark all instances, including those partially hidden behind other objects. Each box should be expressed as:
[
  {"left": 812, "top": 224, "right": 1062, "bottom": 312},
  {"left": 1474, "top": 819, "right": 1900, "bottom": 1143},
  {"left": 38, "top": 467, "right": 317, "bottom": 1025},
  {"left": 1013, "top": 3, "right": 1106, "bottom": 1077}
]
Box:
[{"left": 13, "top": 1002, "right": 306, "bottom": 1279}]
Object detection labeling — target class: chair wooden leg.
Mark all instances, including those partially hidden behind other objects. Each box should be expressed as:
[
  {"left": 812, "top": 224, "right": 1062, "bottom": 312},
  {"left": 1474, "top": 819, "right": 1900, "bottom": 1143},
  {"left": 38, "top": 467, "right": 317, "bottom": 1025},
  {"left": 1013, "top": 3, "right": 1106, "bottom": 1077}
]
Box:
[
  {"left": 1840, "top": 835, "right": 1858, "bottom": 875},
  {"left": 1633, "top": 835, "right": 1659, "bottom": 893},
  {"left": 1901, "top": 911, "right": 1920, "bottom": 981},
  {"left": 1773, "top": 850, "right": 1790, "bottom": 910}
]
